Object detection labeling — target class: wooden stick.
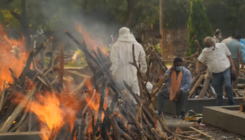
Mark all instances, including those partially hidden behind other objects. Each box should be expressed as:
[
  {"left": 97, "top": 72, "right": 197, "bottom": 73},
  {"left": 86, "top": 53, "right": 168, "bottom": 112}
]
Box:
[
  {"left": 10, "top": 102, "right": 30, "bottom": 132},
  {"left": 177, "top": 134, "right": 203, "bottom": 140},
  {"left": 199, "top": 71, "right": 210, "bottom": 98},
  {"left": 109, "top": 114, "right": 133, "bottom": 140},
  {"left": 0, "top": 80, "right": 6, "bottom": 112},
  {"left": 0, "top": 90, "right": 34, "bottom": 132},
  {"left": 189, "top": 75, "right": 204, "bottom": 98},
  {"left": 240, "top": 103, "right": 245, "bottom": 112},
  {"left": 190, "top": 126, "right": 214, "bottom": 140},
  {"left": 243, "top": 87, "right": 245, "bottom": 102},
  {"left": 70, "top": 79, "right": 87, "bottom": 95},
  {"left": 150, "top": 74, "right": 168, "bottom": 101},
  {"left": 66, "top": 70, "right": 92, "bottom": 79},
  {"left": 57, "top": 42, "right": 64, "bottom": 90}
]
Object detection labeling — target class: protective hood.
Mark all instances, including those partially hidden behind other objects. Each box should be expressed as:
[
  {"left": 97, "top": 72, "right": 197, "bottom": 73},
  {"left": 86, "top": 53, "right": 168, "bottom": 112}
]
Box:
[{"left": 117, "top": 27, "right": 137, "bottom": 43}]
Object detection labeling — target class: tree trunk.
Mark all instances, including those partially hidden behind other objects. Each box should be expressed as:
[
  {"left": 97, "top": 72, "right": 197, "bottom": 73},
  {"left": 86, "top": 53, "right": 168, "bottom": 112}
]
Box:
[
  {"left": 10, "top": 0, "right": 30, "bottom": 50},
  {"left": 125, "top": 0, "right": 138, "bottom": 27},
  {"left": 20, "top": 0, "right": 30, "bottom": 50}
]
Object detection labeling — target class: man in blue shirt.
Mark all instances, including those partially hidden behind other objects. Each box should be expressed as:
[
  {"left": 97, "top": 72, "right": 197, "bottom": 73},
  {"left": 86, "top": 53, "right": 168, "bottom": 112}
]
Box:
[
  {"left": 158, "top": 57, "right": 192, "bottom": 118},
  {"left": 226, "top": 33, "right": 243, "bottom": 88}
]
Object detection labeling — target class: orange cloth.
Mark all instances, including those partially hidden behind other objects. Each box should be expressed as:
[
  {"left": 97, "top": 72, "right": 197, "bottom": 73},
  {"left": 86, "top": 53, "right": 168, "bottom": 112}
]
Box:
[{"left": 170, "top": 71, "right": 183, "bottom": 100}]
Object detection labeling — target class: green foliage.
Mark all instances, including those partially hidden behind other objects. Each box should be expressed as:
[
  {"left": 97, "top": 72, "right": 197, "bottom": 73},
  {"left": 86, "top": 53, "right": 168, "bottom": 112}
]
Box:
[
  {"left": 152, "top": 44, "right": 161, "bottom": 53},
  {"left": 163, "top": 0, "right": 190, "bottom": 29},
  {"left": 187, "top": 0, "right": 213, "bottom": 56},
  {"left": 203, "top": 0, "right": 245, "bottom": 37}
]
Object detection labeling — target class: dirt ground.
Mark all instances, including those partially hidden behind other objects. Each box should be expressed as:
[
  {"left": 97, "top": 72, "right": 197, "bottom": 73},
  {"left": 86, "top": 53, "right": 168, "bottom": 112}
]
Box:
[{"left": 165, "top": 115, "right": 245, "bottom": 140}]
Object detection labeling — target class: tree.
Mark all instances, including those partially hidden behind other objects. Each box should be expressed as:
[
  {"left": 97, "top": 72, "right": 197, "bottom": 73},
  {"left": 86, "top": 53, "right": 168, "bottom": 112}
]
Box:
[
  {"left": 163, "top": 0, "right": 190, "bottom": 29},
  {"left": 187, "top": 0, "right": 213, "bottom": 56},
  {"left": 0, "top": 0, "right": 31, "bottom": 49},
  {"left": 204, "top": 0, "right": 245, "bottom": 37}
]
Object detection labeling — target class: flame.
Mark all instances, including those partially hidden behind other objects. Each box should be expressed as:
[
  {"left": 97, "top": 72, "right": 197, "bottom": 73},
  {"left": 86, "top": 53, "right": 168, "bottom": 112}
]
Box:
[
  {"left": 76, "top": 24, "right": 108, "bottom": 54},
  {"left": 0, "top": 23, "right": 27, "bottom": 88},
  {"left": 84, "top": 80, "right": 108, "bottom": 136},
  {"left": 27, "top": 92, "right": 77, "bottom": 140}
]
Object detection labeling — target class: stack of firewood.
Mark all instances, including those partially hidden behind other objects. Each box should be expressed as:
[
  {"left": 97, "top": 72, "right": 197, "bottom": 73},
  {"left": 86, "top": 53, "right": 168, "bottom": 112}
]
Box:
[
  {"left": 182, "top": 52, "right": 217, "bottom": 99},
  {"left": 183, "top": 52, "right": 244, "bottom": 98},
  {"left": 144, "top": 45, "right": 168, "bottom": 86}
]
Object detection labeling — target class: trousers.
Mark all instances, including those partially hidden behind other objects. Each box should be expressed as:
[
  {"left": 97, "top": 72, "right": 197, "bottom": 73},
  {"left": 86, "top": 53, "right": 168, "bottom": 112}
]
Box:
[
  {"left": 35, "top": 48, "right": 44, "bottom": 67},
  {"left": 158, "top": 89, "right": 189, "bottom": 113},
  {"left": 212, "top": 68, "right": 235, "bottom": 106},
  {"left": 232, "top": 58, "right": 239, "bottom": 88}
]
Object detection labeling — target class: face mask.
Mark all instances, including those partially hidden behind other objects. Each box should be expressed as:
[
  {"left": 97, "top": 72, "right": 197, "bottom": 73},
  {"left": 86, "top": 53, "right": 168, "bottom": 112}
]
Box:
[{"left": 175, "top": 66, "right": 183, "bottom": 72}]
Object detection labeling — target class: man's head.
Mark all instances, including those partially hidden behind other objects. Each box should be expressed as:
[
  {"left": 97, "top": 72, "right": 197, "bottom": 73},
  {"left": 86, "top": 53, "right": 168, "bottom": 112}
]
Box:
[
  {"left": 173, "top": 57, "right": 183, "bottom": 72},
  {"left": 204, "top": 37, "right": 215, "bottom": 48},
  {"left": 233, "top": 33, "right": 242, "bottom": 41},
  {"left": 231, "top": 32, "right": 236, "bottom": 38},
  {"left": 37, "top": 29, "right": 44, "bottom": 35},
  {"left": 215, "top": 32, "right": 219, "bottom": 37}
]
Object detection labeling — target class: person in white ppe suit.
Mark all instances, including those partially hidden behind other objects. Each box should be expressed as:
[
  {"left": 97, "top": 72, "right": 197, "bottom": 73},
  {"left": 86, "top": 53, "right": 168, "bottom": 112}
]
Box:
[{"left": 110, "top": 27, "right": 147, "bottom": 96}]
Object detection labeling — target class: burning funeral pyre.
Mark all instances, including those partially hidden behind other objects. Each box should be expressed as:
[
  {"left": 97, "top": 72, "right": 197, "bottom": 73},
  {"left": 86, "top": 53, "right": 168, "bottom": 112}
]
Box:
[{"left": 0, "top": 23, "right": 185, "bottom": 140}]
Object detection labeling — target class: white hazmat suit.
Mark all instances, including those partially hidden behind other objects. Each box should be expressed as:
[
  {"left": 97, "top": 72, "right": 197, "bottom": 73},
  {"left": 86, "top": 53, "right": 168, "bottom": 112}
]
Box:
[{"left": 110, "top": 27, "right": 147, "bottom": 96}]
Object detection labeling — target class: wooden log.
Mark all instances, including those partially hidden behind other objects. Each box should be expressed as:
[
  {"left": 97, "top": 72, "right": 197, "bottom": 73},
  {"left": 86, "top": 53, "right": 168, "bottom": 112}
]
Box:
[
  {"left": 176, "top": 134, "right": 201, "bottom": 140},
  {"left": 243, "top": 87, "right": 245, "bottom": 102},
  {"left": 0, "top": 80, "right": 6, "bottom": 112},
  {"left": 190, "top": 126, "right": 214, "bottom": 140},
  {"left": 70, "top": 79, "right": 87, "bottom": 95},
  {"left": 190, "top": 74, "right": 200, "bottom": 89},
  {"left": 237, "top": 84, "right": 245, "bottom": 89},
  {"left": 199, "top": 71, "right": 210, "bottom": 98},
  {"left": 66, "top": 70, "right": 92, "bottom": 79},
  {"left": 109, "top": 114, "right": 133, "bottom": 140},
  {"left": 166, "top": 122, "right": 199, "bottom": 131},
  {"left": 208, "top": 86, "right": 217, "bottom": 98},
  {"left": 189, "top": 75, "right": 204, "bottom": 98},
  {"left": 0, "top": 90, "right": 34, "bottom": 132},
  {"left": 240, "top": 103, "right": 245, "bottom": 112},
  {"left": 57, "top": 42, "right": 64, "bottom": 91},
  {"left": 150, "top": 74, "right": 169, "bottom": 102}
]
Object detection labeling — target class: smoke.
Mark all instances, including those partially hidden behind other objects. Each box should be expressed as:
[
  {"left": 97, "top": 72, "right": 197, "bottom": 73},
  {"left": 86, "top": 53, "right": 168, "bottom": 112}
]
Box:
[{"left": 33, "top": 0, "right": 122, "bottom": 50}]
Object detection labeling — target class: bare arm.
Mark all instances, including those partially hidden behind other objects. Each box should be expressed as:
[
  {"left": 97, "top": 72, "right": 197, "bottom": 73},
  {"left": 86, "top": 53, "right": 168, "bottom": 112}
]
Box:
[
  {"left": 227, "top": 55, "right": 236, "bottom": 74},
  {"left": 195, "top": 61, "right": 202, "bottom": 75},
  {"left": 238, "top": 51, "right": 244, "bottom": 67},
  {"left": 238, "top": 51, "right": 242, "bottom": 61}
]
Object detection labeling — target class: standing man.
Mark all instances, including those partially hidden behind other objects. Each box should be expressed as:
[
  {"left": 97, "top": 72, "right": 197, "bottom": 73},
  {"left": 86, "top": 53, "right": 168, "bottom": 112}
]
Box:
[
  {"left": 32, "top": 29, "right": 47, "bottom": 67},
  {"left": 214, "top": 31, "right": 220, "bottom": 43},
  {"left": 196, "top": 37, "right": 235, "bottom": 106},
  {"left": 110, "top": 27, "right": 147, "bottom": 96},
  {"left": 221, "top": 32, "right": 235, "bottom": 44},
  {"left": 158, "top": 57, "right": 191, "bottom": 118},
  {"left": 226, "top": 33, "right": 243, "bottom": 88}
]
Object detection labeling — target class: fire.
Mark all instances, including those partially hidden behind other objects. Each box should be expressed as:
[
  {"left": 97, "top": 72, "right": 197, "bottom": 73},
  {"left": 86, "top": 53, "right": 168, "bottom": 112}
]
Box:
[
  {"left": 0, "top": 23, "right": 27, "bottom": 88},
  {"left": 27, "top": 92, "right": 77, "bottom": 140},
  {"left": 76, "top": 24, "right": 108, "bottom": 54},
  {"left": 85, "top": 80, "right": 108, "bottom": 136},
  {"left": 18, "top": 79, "right": 108, "bottom": 140}
]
